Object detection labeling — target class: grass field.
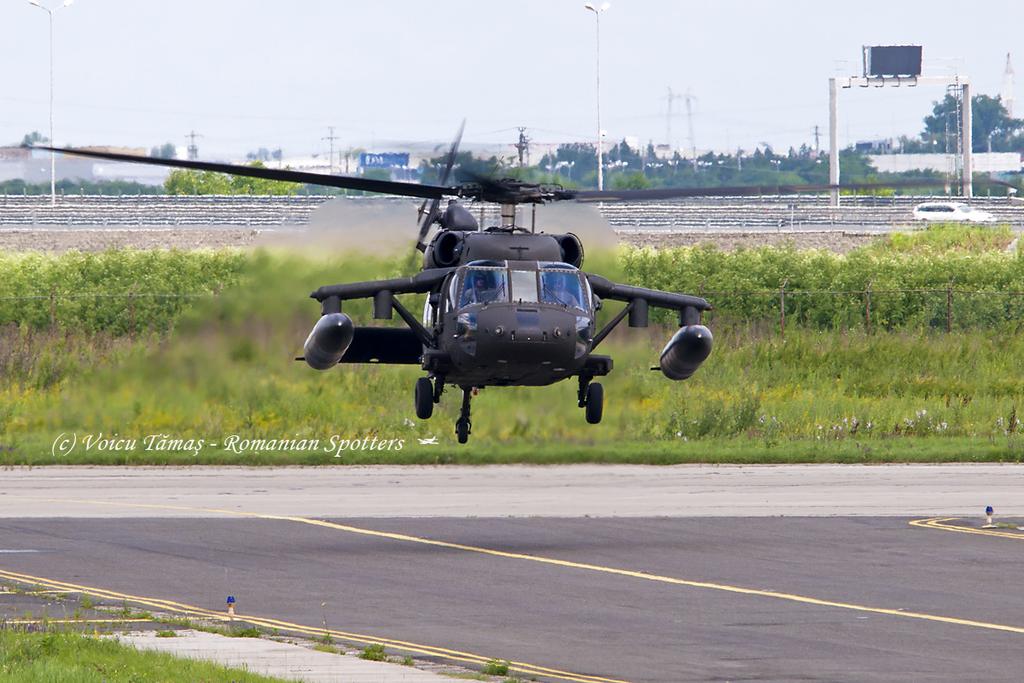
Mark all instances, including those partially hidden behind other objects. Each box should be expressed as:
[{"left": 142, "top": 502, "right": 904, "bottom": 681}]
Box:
[
  {"left": 0, "top": 628, "right": 290, "bottom": 683},
  {"left": 2, "top": 226, "right": 1024, "bottom": 464}
]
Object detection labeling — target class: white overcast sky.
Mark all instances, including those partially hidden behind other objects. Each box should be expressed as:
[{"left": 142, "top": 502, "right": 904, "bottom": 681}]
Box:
[{"left": 1, "top": 0, "right": 1020, "bottom": 159}]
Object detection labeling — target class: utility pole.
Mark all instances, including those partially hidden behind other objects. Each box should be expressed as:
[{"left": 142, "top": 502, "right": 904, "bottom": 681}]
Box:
[
  {"left": 1003, "top": 53, "right": 1015, "bottom": 118},
  {"left": 584, "top": 2, "right": 610, "bottom": 191},
  {"left": 514, "top": 127, "right": 531, "bottom": 167},
  {"left": 185, "top": 130, "right": 203, "bottom": 161},
  {"left": 322, "top": 126, "right": 339, "bottom": 174},
  {"left": 28, "top": 0, "right": 74, "bottom": 207},
  {"left": 683, "top": 89, "right": 697, "bottom": 170},
  {"left": 665, "top": 86, "right": 685, "bottom": 150},
  {"left": 962, "top": 81, "right": 973, "bottom": 198},
  {"left": 813, "top": 125, "right": 820, "bottom": 154},
  {"left": 828, "top": 77, "right": 839, "bottom": 207}
]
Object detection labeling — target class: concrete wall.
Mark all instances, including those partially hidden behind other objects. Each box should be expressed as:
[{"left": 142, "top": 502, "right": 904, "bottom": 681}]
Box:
[{"left": 869, "top": 152, "right": 1022, "bottom": 174}]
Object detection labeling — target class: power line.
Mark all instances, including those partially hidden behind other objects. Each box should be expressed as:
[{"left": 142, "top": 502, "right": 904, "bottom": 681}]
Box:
[
  {"left": 513, "top": 127, "right": 531, "bottom": 167},
  {"left": 322, "top": 126, "right": 340, "bottom": 174},
  {"left": 185, "top": 130, "right": 203, "bottom": 160}
]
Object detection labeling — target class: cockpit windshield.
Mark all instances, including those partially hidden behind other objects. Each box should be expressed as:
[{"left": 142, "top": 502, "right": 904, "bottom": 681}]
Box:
[
  {"left": 458, "top": 268, "right": 508, "bottom": 307},
  {"left": 540, "top": 270, "right": 587, "bottom": 310}
]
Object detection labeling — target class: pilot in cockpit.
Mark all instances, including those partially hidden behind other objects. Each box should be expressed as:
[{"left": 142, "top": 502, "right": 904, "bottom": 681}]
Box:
[
  {"left": 542, "top": 272, "right": 582, "bottom": 309},
  {"left": 461, "top": 271, "right": 501, "bottom": 306}
]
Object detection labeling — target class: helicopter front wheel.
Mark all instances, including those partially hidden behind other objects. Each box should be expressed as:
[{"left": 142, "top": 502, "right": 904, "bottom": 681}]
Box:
[
  {"left": 455, "top": 387, "right": 473, "bottom": 444},
  {"left": 414, "top": 377, "right": 434, "bottom": 420},
  {"left": 585, "top": 382, "right": 604, "bottom": 425},
  {"left": 456, "top": 417, "right": 471, "bottom": 444}
]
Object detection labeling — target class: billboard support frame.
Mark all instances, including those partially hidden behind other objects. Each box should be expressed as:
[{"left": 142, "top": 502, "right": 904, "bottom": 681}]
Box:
[{"left": 828, "top": 74, "right": 972, "bottom": 206}]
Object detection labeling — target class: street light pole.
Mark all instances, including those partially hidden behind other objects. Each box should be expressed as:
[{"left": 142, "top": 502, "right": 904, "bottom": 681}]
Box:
[
  {"left": 29, "top": 0, "right": 73, "bottom": 207},
  {"left": 584, "top": 2, "right": 609, "bottom": 191}
]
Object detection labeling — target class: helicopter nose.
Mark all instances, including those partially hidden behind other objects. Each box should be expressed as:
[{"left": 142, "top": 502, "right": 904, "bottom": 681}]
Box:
[
  {"left": 473, "top": 306, "right": 576, "bottom": 360},
  {"left": 511, "top": 309, "right": 542, "bottom": 342}
]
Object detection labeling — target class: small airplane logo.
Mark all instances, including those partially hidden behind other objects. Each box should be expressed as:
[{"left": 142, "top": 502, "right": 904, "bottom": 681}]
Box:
[{"left": 417, "top": 436, "right": 439, "bottom": 446}]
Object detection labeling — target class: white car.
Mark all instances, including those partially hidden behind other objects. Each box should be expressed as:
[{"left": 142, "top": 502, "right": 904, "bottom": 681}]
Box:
[{"left": 912, "top": 201, "right": 996, "bottom": 223}]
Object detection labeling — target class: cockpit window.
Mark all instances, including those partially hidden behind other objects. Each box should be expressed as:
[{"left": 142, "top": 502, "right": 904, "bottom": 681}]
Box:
[
  {"left": 540, "top": 270, "right": 586, "bottom": 310},
  {"left": 510, "top": 270, "right": 539, "bottom": 303},
  {"left": 459, "top": 268, "right": 507, "bottom": 307}
]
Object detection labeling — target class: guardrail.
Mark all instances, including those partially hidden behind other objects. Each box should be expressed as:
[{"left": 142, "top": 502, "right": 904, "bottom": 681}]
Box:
[{"left": 2, "top": 195, "right": 1023, "bottom": 229}]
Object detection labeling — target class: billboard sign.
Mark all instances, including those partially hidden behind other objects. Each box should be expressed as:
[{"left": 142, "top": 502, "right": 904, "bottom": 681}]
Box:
[
  {"left": 359, "top": 152, "right": 410, "bottom": 169},
  {"left": 864, "top": 45, "right": 922, "bottom": 77}
]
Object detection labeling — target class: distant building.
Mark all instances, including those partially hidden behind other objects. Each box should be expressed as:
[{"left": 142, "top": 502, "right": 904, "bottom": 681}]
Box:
[
  {"left": 868, "top": 152, "right": 1022, "bottom": 174},
  {"left": 855, "top": 139, "right": 894, "bottom": 154},
  {"left": 0, "top": 146, "right": 168, "bottom": 185}
]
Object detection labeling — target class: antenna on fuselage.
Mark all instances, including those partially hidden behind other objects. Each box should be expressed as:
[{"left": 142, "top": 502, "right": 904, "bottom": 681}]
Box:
[{"left": 500, "top": 203, "right": 516, "bottom": 229}]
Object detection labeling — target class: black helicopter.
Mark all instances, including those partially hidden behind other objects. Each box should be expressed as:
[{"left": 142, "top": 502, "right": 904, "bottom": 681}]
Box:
[{"left": 38, "top": 130, "right": 944, "bottom": 443}]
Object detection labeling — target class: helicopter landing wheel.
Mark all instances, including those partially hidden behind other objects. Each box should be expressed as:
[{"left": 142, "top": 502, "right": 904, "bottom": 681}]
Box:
[
  {"left": 456, "top": 417, "right": 471, "bottom": 444},
  {"left": 455, "top": 386, "right": 473, "bottom": 444},
  {"left": 585, "top": 382, "right": 604, "bottom": 425},
  {"left": 415, "top": 377, "right": 434, "bottom": 420}
]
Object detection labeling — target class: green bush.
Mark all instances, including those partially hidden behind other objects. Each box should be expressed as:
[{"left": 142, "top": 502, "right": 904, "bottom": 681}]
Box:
[
  {"left": 622, "top": 229, "right": 1024, "bottom": 330},
  {"left": 0, "top": 249, "right": 246, "bottom": 333}
]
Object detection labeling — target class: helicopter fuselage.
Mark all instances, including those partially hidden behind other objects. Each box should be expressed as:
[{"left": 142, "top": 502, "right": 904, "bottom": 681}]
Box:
[{"left": 424, "top": 259, "right": 598, "bottom": 387}]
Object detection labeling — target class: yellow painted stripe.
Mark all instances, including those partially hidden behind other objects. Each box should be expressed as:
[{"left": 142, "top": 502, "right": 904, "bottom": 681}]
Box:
[
  {"left": 910, "top": 517, "right": 1024, "bottom": 541},
  {"left": 0, "top": 567, "right": 624, "bottom": 683}
]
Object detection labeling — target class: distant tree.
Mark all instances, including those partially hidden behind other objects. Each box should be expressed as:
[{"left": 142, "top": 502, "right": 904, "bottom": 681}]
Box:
[
  {"left": 21, "top": 131, "right": 48, "bottom": 146},
  {"left": 246, "top": 147, "right": 272, "bottom": 162},
  {"left": 610, "top": 171, "right": 651, "bottom": 190},
  {"left": 0, "top": 178, "right": 162, "bottom": 195},
  {"left": 228, "top": 161, "right": 300, "bottom": 195},
  {"left": 418, "top": 150, "right": 500, "bottom": 185},
  {"left": 923, "top": 94, "right": 1024, "bottom": 152},
  {"left": 149, "top": 143, "right": 176, "bottom": 159},
  {"left": 164, "top": 169, "right": 232, "bottom": 195},
  {"left": 164, "top": 162, "right": 300, "bottom": 195}
]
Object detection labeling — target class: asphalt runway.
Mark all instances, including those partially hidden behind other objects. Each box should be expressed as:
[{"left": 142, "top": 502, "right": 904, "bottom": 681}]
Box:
[{"left": 2, "top": 501, "right": 1024, "bottom": 681}]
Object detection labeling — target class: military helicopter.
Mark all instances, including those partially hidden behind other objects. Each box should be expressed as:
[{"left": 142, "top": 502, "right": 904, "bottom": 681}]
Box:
[{"left": 38, "top": 130, "right": 944, "bottom": 443}]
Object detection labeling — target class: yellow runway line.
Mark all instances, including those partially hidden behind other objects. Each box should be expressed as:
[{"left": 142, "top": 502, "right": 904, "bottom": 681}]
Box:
[
  {"left": 0, "top": 565, "right": 625, "bottom": 683},
  {"left": 910, "top": 517, "right": 1024, "bottom": 541},
  {"left": 5, "top": 495, "right": 1024, "bottom": 683}
]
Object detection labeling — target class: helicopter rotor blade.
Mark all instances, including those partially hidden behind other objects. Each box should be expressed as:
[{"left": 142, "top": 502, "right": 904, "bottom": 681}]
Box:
[
  {"left": 32, "top": 145, "right": 457, "bottom": 201},
  {"left": 569, "top": 180, "right": 950, "bottom": 202},
  {"left": 416, "top": 119, "right": 465, "bottom": 252},
  {"left": 569, "top": 179, "right": 948, "bottom": 202}
]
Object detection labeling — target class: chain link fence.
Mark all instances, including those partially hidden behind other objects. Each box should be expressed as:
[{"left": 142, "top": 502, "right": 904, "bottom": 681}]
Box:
[
  {"left": 2, "top": 286, "right": 1024, "bottom": 337},
  {"left": 696, "top": 286, "right": 1024, "bottom": 333}
]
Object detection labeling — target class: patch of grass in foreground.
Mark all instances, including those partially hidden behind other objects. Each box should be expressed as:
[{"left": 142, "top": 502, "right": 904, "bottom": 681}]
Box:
[{"left": 0, "top": 628, "right": 291, "bottom": 683}]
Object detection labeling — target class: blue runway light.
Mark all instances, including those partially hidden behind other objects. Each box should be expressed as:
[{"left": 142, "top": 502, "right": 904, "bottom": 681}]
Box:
[
  {"left": 984, "top": 506, "right": 995, "bottom": 528},
  {"left": 226, "top": 595, "right": 236, "bottom": 604}
]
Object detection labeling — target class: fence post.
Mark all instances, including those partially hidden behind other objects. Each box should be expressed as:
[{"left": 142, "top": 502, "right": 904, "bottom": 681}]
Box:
[
  {"left": 128, "top": 290, "right": 136, "bottom": 340},
  {"left": 779, "top": 278, "right": 788, "bottom": 340},
  {"left": 864, "top": 282, "right": 872, "bottom": 334},
  {"left": 946, "top": 284, "right": 953, "bottom": 333},
  {"left": 49, "top": 286, "right": 57, "bottom": 329}
]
